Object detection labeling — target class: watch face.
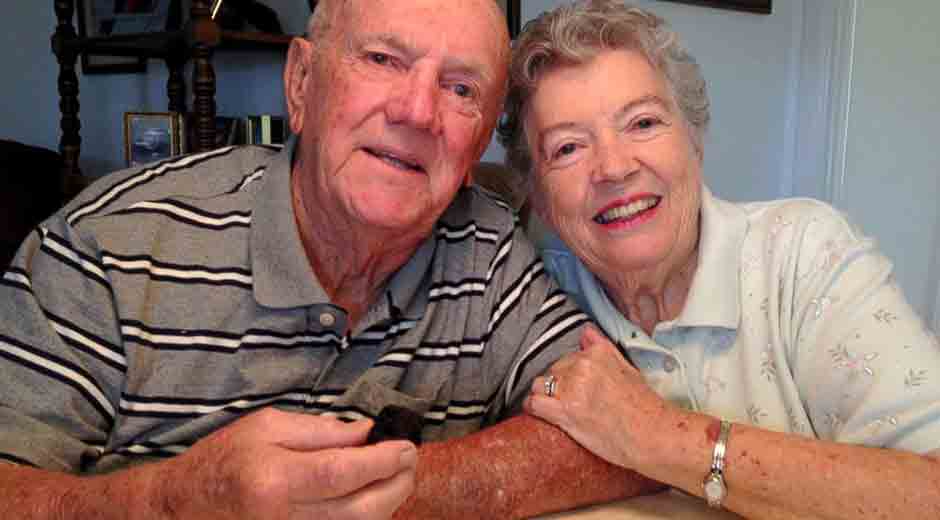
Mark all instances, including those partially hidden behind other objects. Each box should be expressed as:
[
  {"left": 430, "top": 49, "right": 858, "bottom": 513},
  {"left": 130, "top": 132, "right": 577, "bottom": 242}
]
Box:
[{"left": 704, "top": 474, "right": 726, "bottom": 503}]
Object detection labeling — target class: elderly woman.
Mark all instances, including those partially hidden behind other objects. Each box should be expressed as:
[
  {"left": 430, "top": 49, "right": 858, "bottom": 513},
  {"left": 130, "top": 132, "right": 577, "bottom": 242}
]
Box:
[{"left": 499, "top": 1, "right": 940, "bottom": 518}]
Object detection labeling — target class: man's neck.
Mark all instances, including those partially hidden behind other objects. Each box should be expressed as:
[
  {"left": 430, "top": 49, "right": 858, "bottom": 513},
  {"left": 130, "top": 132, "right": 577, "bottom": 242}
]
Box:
[{"left": 290, "top": 165, "right": 427, "bottom": 330}]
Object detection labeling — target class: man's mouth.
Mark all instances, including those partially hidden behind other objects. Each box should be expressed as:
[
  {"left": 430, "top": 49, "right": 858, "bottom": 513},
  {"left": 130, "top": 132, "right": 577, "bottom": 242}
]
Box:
[
  {"left": 364, "top": 147, "right": 425, "bottom": 173},
  {"left": 594, "top": 196, "right": 661, "bottom": 224}
]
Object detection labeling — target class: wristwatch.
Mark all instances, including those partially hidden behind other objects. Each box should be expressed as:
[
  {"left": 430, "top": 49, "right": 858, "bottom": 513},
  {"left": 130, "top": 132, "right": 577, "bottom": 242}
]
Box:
[{"left": 702, "top": 419, "right": 731, "bottom": 508}]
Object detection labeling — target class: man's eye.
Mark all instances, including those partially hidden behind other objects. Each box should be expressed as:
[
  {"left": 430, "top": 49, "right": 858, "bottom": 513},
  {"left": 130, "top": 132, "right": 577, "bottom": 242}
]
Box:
[
  {"left": 451, "top": 84, "right": 472, "bottom": 98},
  {"left": 367, "top": 52, "right": 391, "bottom": 65}
]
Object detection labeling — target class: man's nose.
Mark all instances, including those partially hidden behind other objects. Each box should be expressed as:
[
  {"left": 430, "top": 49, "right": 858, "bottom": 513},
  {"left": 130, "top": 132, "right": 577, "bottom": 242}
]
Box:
[
  {"left": 593, "top": 134, "right": 638, "bottom": 183},
  {"left": 387, "top": 69, "right": 441, "bottom": 132}
]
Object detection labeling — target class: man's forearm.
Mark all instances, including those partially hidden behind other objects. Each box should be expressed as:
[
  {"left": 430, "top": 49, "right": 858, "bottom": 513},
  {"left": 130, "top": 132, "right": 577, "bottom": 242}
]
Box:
[
  {"left": 0, "top": 463, "right": 170, "bottom": 520},
  {"left": 393, "top": 415, "right": 664, "bottom": 519}
]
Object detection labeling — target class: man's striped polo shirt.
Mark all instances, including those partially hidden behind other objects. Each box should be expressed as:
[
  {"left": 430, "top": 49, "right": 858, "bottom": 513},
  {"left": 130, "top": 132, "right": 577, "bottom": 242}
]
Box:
[{"left": 0, "top": 143, "right": 589, "bottom": 473}]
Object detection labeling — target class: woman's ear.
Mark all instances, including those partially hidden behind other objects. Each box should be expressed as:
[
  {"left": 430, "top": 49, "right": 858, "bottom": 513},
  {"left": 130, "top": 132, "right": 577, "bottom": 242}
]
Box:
[{"left": 284, "top": 37, "right": 316, "bottom": 136}]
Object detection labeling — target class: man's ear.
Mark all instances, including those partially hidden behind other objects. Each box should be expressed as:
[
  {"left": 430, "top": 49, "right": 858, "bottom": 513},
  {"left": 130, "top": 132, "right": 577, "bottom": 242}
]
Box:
[{"left": 284, "top": 37, "right": 316, "bottom": 136}]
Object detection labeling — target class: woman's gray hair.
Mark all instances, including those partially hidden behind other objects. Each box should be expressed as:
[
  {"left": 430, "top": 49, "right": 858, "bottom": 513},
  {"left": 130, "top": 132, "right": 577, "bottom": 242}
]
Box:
[{"left": 497, "top": 0, "right": 710, "bottom": 177}]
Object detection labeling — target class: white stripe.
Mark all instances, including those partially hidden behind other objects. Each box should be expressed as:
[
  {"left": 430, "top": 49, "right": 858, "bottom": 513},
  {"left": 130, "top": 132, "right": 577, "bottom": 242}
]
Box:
[
  {"left": 122, "top": 324, "right": 242, "bottom": 350},
  {"left": 377, "top": 341, "right": 484, "bottom": 364},
  {"left": 357, "top": 320, "right": 417, "bottom": 341},
  {"left": 0, "top": 340, "right": 115, "bottom": 418},
  {"left": 127, "top": 201, "right": 251, "bottom": 227},
  {"left": 42, "top": 230, "right": 108, "bottom": 282},
  {"left": 68, "top": 147, "right": 235, "bottom": 225},
  {"left": 378, "top": 352, "right": 415, "bottom": 364},
  {"left": 486, "top": 239, "right": 513, "bottom": 281},
  {"left": 237, "top": 168, "right": 265, "bottom": 191},
  {"left": 475, "top": 229, "right": 499, "bottom": 242},
  {"left": 438, "top": 224, "right": 499, "bottom": 243},
  {"left": 322, "top": 410, "right": 369, "bottom": 422},
  {"left": 539, "top": 293, "right": 568, "bottom": 314},
  {"left": 503, "top": 311, "right": 589, "bottom": 407},
  {"left": 50, "top": 322, "right": 126, "bottom": 368},
  {"left": 122, "top": 325, "right": 341, "bottom": 350},
  {"left": 429, "top": 281, "right": 486, "bottom": 298},
  {"left": 103, "top": 256, "right": 252, "bottom": 285},
  {"left": 424, "top": 403, "right": 486, "bottom": 422},
  {"left": 489, "top": 263, "right": 543, "bottom": 335},
  {"left": 119, "top": 392, "right": 309, "bottom": 415},
  {"left": 2, "top": 271, "right": 30, "bottom": 288},
  {"left": 122, "top": 444, "right": 187, "bottom": 455}
]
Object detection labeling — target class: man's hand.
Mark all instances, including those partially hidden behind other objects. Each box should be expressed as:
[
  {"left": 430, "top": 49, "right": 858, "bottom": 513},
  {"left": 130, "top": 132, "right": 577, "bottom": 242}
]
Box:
[{"left": 158, "top": 408, "right": 417, "bottom": 519}]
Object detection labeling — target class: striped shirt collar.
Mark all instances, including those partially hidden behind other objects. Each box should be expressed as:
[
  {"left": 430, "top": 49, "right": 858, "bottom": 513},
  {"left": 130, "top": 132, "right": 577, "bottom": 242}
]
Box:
[{"left": 250, "top": 139, "right": 433, "bottom": 323}]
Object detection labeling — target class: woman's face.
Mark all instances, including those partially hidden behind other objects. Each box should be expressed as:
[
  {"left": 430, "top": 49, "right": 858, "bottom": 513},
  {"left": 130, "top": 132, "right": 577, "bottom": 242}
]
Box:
[{"left": 525, "top": 49, "right": 702, "bottom": 280}]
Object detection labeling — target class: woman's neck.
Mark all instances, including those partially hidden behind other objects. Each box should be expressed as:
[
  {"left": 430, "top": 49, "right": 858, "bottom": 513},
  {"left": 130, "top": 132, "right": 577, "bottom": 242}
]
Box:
[{"left": 600, "top": 245, "right": 699, "bottom": 337}]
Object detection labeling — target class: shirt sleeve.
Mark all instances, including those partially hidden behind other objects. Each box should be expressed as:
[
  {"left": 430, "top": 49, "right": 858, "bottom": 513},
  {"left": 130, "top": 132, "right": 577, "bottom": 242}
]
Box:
[
  {"left": 481, "top": 224, "right": 589, "bottom": 423},
  {"left": 0, "top": 214, "right": 124, "bottom": 472},
  {"left": 788, "top": 204, "right": 940, "bottom": 454}
]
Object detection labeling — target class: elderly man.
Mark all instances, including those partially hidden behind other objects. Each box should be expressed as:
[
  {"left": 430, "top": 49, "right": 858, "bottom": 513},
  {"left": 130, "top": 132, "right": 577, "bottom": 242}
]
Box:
[{"left": 0, "top": 1, "right": 660, "bottom": 518}]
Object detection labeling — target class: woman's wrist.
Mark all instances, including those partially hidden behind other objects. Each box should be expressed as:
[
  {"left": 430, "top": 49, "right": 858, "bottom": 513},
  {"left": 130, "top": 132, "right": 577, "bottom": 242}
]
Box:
[{"left": 631, "top": 409, "right": 716, "bottom": 485}]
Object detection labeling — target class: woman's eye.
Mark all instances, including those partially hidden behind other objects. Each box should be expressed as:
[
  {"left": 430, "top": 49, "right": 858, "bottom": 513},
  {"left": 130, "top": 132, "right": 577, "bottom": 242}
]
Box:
[
  {"left": 634, "top": 117, "right": 660, "bottom": 130},
  {"left": 553, "top": 143, "right": 577, "bottom": 159}
]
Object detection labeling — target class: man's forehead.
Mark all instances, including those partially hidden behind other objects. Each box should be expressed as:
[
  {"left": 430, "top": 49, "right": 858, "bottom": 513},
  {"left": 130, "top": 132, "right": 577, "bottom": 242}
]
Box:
[{"left": 339, "top": 0, "right": 508, "bottom": 64}]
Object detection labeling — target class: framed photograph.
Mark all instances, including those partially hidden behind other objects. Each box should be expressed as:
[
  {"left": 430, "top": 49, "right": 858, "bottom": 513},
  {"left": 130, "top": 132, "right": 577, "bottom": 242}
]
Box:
[
  {"left": 658, "top": 0, "right": 772, "bottom": 14},
  {"left": 496, "top": 0, "right": 521, "bottom": 39},
  {"left": 76, "top": 0, "right": 183, "bottom": 74},
  {"left": 124, "top": 112, "right": 185, "bottom": 167}
]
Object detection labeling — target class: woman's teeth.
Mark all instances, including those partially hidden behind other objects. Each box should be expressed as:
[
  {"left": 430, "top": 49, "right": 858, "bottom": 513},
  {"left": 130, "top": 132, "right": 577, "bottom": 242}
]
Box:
[{"left": 595, "top": 197, "right": 660, "bottom": 224}]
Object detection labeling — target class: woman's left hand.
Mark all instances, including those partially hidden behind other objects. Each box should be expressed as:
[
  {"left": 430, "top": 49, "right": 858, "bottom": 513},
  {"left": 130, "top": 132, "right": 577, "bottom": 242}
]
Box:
[{"left": 525, "top": 325, "right": 680, "bottom": 471}]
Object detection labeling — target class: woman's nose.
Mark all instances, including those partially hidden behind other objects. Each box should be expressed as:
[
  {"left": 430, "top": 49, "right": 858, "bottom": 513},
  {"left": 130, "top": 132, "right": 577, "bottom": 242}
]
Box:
[
  {"left": 386, "top": 69, "right": 441, "bottom": 132},
  {"left": 593, "top": 138, "right": 638, "bottom": 183}
]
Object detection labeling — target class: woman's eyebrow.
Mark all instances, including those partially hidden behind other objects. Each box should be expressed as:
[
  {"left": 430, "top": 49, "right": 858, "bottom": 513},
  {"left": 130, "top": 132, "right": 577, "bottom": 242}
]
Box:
[{"left": 612, "top": 94, "right": 672, "bottom": 122}]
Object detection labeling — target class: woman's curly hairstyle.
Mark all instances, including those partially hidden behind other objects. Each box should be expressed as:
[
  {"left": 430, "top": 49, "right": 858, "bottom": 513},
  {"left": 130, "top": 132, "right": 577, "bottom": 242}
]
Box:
[{"left": 497, "top": 0, "right": 711, "bottom": 177}]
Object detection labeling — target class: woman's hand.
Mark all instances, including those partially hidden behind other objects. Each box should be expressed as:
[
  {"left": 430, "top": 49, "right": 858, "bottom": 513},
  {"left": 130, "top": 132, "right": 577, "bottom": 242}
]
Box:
[{"left": 525, "top": 325, "right": 680, "bottom": 471}]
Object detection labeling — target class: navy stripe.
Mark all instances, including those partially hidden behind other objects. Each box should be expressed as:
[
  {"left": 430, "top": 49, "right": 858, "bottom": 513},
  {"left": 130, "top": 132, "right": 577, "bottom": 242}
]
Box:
[
  {"left": 40, "top": 230, "right": 111, "bottom": 292},
  {"left": 68, "top": 147, "right": 238, "bottom": 226},
  {"left": 510, "top": 310, "right": 589, "bottom": 387},
  {"left": 45, "top": 311, "right": 126, "bottom": 372},
  {"left": 103, "top": 253, "right": 252, "bottom": 289},
  {"left": 108, "top": 203, "right": 252, "bottom": 231},
  {"left": 230, "top": 166, "right": 266, "bottom": 193},
  {"left": 487, "top": 232, "right": 514, "bottom": 280},
  {"left": 0, "top": 335, "right": 114, "bottom": 426},
  {"left": 0, "top": 453, "right": 38, "bottom": 467},
  {"left": 489, "top": 260, "right": 544, "bottom": 335}
]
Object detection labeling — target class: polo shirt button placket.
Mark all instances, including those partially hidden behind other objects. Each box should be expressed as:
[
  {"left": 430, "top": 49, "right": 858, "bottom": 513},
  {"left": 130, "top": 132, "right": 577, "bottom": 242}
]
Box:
[
  {"left": 663, "top": 355, "right": 678, "bottom": 373},
  {"left": 319, "top": 312, "right": 336, "bottom": 328}
]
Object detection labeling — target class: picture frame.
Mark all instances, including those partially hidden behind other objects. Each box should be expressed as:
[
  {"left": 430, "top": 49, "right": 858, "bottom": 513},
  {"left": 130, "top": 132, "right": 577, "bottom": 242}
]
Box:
[
  {"left": 76, "top": 0, "right": 183, "bottom": 74},
  {"left": 124, "top": 112, "right": 185, "bottom": 167},
  {"left": 497, "top": 0, "right": 522, "bottom": 39},
  {"left": 658, "top": 0, "right": 772, "bottom": 14}
]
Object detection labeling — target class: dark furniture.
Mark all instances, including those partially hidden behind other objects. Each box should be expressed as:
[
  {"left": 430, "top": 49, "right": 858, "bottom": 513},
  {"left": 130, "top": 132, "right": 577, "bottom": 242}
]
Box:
[
  {"left": 0, "top": 140, "right": 66, "bottom": 271},
  {"left": 51, "top": 0, "right": 292, "bottom": 192}
]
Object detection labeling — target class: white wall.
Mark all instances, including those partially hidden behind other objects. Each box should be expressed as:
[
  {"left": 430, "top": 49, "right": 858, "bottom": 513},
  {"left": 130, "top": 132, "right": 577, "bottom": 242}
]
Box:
[{"left": 838, "top": 0, "right": 940, "bottom": 325}]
